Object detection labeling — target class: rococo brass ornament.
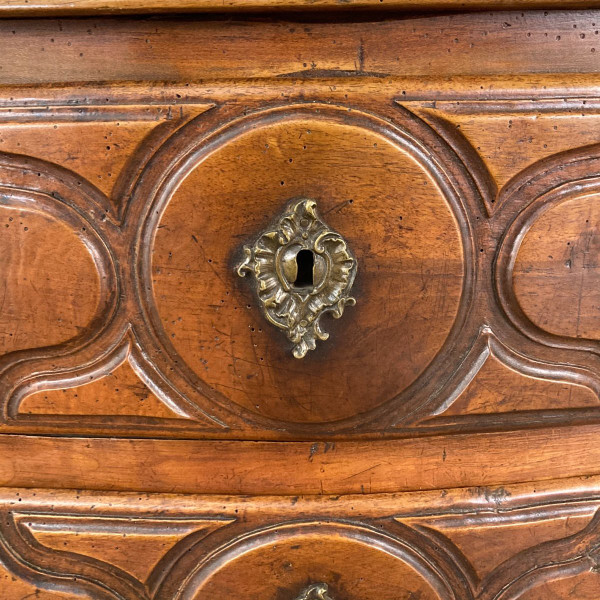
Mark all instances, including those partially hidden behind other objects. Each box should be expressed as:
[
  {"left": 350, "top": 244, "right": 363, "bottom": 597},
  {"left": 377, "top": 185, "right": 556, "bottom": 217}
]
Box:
[
  {"left": 237, "top": 198, "right": 357, "bottom": 358},
  {"left": 293, "top": 583, "right": 335, "bottom": 600}
]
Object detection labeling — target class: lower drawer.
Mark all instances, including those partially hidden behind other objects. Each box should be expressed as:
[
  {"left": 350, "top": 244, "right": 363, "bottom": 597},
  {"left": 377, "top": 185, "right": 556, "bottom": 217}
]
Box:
[{"left": 1, "top": 478, "right": 599, "bottom": 599}]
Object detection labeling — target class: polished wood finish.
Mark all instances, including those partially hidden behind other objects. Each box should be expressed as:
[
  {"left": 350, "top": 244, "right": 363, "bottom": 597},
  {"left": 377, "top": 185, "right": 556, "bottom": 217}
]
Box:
[
  {"left": 0, "top": 0, "right": 598, "bottom": 17},
  {"left": 4, "top": 12, "right": 600, "bottom": 84},
  {"left": 0, "top": 426, "right": 600, "bottom": 494},
  {"left": 1, "top": 6, "right": 600, "bottom": 598},
  {"left": 1, "top": 478, "right": 599, "bottom": 599},
  {"left": 5, "top": 77, "right": 600, "bottom": 438}
]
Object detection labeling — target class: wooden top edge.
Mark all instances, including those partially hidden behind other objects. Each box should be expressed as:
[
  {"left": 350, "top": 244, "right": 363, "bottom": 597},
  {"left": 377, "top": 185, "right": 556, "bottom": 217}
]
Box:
[
  {"left": 3, "top": 13, "right": 600, "bottom": 85},
  {"left": 0, "top": 0, "right": 598, "bottom": 18}
]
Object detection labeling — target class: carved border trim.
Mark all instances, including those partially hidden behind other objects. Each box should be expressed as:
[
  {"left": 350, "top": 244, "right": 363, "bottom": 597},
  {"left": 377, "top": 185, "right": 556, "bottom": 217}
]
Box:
[{"left": 131, "top": 100, "right": 481, "bottom": 433}]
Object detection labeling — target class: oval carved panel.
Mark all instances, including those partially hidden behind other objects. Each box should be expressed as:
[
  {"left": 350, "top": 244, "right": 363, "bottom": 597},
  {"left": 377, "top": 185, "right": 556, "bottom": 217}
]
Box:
[
  {"left": 143, "top": 105, "right": 470, "bottom": 426},
  {"left": 513, "top": 192, "right": 600, "bottom": 340},
  {"left": 6, "top": 91, "right": 600, "bottom": 436},
  {"left": 171, "top": 522, "right": 463, "bottom": 600},
  {"left": 0, "top": 202, "right": 102, "bottom": 356}
]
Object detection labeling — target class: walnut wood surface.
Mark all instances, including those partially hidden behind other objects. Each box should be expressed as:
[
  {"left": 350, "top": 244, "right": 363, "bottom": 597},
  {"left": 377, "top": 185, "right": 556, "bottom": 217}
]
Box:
[
  {"left": 4, "top": 11, "right": 600, "bottom": 84},
  {"left": 1, "top": 8, "right": 600, "bottom": 598},
  {"left": 0, "top": 426, "right": 600, "bottom": 494},
  {"left": 5, "top": 75, "right": 600, "bottom": 438},
  {"left": 0, "top": 0, "right": 598, "bottom": 17},
  {"left": 0, "top": 478, "right": 599, "bottom": 599}
]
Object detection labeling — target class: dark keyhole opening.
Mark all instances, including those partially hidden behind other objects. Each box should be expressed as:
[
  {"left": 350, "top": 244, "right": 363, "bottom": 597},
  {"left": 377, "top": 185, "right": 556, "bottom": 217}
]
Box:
[{"left": 294, "top": 249, "right": 314, "bottom": 288}]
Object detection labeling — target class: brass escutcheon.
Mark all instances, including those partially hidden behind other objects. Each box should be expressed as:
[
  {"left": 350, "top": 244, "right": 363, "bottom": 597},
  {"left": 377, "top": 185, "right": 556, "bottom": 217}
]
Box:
[
  {"left": 292, "top": 583, "right": 334, "bottom": 600},
  {"left": 237, "top": 199, "right": 357, "bottom": 358}
]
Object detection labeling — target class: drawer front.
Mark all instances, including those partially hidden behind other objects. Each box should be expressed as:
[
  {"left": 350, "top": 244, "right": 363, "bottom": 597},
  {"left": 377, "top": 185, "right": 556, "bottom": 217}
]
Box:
[
  {"left": 2, "top": 14, "right": 600, "bottom": 440},
  {"left": 0, "top": 478, "right": 599, "bottom": 600}
]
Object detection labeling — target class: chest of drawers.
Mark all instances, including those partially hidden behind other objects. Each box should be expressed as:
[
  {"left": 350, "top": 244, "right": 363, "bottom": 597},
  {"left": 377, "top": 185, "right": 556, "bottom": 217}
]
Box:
[{"left": 0, "top": 2, "right": 600, "bottom": 598}]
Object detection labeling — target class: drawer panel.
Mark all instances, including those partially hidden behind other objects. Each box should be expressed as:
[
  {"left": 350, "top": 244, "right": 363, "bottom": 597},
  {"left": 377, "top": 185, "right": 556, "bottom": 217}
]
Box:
[
  {"left": 0, "top": 477, "right": 598, "bottom": 599},
  {"left": 2, "top": 72, "right": 600, "bottom": 439}
]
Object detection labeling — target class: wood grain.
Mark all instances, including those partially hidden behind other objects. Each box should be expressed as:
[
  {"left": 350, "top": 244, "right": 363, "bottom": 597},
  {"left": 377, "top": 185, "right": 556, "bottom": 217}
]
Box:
[
  {"left": 151, "top": 113, "right": 463, "bottom": 423},
  {"left": 2, "top": 79, "right": 600, "bottom": 437},
  {"left": 0, "top": 425, "right": 599, "bottom": 494},
  {"left": 3, "top": 11, "right": 600, "bottom": 84},
  {"left": 0, "top": 9, "right": 600, "bottom": 597},
  {"left": 514, "top": 192, "right": 600, "bottom": 339},
  {"left": 0, "top": 479, "right": 598, "bottom": 598},
  {"left": 1, "top": 0, "right": 599, "bottom": 16}
]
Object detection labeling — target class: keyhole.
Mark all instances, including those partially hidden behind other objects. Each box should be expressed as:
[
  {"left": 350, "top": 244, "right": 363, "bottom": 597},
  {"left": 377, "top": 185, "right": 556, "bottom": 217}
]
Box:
[{"left": 294, "top": 249, "right": 314, "bottom": 288}]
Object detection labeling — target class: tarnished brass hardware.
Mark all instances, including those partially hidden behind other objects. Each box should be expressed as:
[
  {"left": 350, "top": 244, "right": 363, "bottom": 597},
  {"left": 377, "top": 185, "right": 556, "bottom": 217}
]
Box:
[
  {"left": 293, "top": 583, "right": 334, "bottom": 600},
  {"left": 237, "top": 198, "right": 357, "bottom": 358}
]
